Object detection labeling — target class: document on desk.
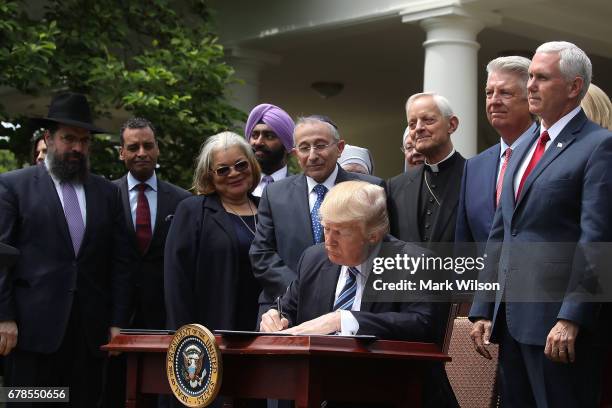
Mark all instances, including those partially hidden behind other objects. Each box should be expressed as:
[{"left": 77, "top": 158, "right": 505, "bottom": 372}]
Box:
[{"left": 214, "top": 330, "right": 377, "bottom": 340}]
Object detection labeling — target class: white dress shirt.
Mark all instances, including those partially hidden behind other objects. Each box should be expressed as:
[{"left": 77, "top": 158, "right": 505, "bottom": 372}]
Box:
[
  {"left": 335, "top": 242, "right": 382, "bottom": 335},
  {"left": 306, "top": 165, "right": 339, "bottom": 211},
  {"left": 127, "top": 171, "right": 157, "bottom": 233},
  {"left": 252, "top": 165, "right": 288, "bottom": 197}
]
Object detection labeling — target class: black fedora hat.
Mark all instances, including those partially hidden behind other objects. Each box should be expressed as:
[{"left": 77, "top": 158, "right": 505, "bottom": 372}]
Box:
[
  {"left": 31, "top": 92, "right": 108, "bottom": 134},
  {"left": 0, "top": 242, "right": 19, "bottom": 268}
]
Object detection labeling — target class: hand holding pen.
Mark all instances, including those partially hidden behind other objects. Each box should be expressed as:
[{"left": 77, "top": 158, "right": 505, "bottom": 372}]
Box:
[{"left": 259, "top": 296, "right": 289, "bottom": 332}]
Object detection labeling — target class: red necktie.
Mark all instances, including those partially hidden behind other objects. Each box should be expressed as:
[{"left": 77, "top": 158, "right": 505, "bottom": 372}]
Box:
[
  {"left": 496, "top": 147, "right": 513, "bottom": 208},
  {"left": 136, "top": 183, "right": 152, "bottom": 254},
  {"left": 516, "top": 131, "right": 550, "bottom": 200}
]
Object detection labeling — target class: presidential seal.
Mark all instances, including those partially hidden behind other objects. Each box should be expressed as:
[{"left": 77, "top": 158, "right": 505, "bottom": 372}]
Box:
[{"left": 167, "top": 324, "right": 222, "bottom": 407}]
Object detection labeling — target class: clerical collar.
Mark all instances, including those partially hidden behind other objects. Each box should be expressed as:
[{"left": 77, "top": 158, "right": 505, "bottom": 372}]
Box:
[{"left": 424, "top": 148, "right": 456, "bottom": 173}]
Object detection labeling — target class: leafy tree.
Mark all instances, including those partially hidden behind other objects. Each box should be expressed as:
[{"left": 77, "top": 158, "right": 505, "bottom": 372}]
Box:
[{"left": 0, "top": 0, "right": 244, "bottom": 188}]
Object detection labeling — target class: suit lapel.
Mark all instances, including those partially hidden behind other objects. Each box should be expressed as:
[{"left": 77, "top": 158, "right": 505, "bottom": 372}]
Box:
[
  {"left": 515, "top": 114, "right": 584, "bottom": 209},
  {"left": 205, "top": 194, "right": 239, "bottom": 254},
  {"left": 37, "top": 166, "right": 73, "bottom": 252},
  {"left": 150, "top": 180, "right": 169, "bottom": 248},
  {"left": 402, "top": 166, "right": 423, "bottom": 241},
  {"left": 501, "top": 129, "right": 538, "bottom": 217},
  {"left": 291, "top": 175, "right": 315, "bottom": 243},
  {"left": 118, "top": 175, "right": 136, "bottom": 237},
  {"left": 318, "top": 260, "right": 342, "bottom": 312},
  {"left": 80, "top": 176, "right": 100, "bottom": 258},
  {"left": 486, "top": 146, "right": 501, "bottom": 212}
]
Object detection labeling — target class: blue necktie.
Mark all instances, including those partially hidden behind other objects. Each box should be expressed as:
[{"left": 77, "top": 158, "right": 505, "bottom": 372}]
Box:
[
  {"left": 311, "top": 184, "right": 328, "bottom": 243},
  {"left": 333, "top": 267, "right": 358, "bottom": 311},
  {"left": 61, "top": 182, "right": 85, "bottom": 256}
]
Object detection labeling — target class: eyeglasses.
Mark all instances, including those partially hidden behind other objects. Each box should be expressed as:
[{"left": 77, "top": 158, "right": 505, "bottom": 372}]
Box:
[
  {"left": 211, "top": 160, "right": 250, "bottom": 177},
  {"left": 296, "top": 141, "right": 337, "bottom": 155}
]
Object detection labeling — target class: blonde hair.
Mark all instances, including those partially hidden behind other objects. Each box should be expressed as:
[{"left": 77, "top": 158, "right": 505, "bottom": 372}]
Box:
[
  {"left": 192, "top": 131, "right": 261, "bottom": 195},
  {"left": 581, "top": 84, "right": 612, "bottom": 130},
  {"left": 320, "top": 181, "right": 389, "bottom": 238}
]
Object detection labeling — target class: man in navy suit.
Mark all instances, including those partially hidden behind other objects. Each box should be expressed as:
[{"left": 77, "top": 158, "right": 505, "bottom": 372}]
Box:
[
  {"left": 0, "top": 92, "right": 132, "bottom": 407},
  {"left": 470, "top": 42, "right": 612, "bottom": 407},
  {"left": 250, "top": 116, "right": 384, "bottom": 323},
  {"left": 456, "top": 56, "right": 537, "bottom": 246}
]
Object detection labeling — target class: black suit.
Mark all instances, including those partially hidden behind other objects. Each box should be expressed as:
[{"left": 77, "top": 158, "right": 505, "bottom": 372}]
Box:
[
  {"left": 113, "top": 174, "right": 191, "bottom": 329},
  {"left": 104, "top": 174, "right": 190, "bottom": 408},
  {"left": 0, "top": 164, "right": 132, "bottom": 407},
  {"left": 387, "top": 154, "right": 464, "bottom": 408},
  {"left": 250, "top": 166, "right": 385, "bottom": 321},
  {"left": 387, "top": 154, "right": 465, "bottom": 245}
]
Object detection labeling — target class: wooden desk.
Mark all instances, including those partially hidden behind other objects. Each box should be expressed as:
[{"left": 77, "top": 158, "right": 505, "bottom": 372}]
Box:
[{"left": 103, "top": 334, "right": 450, "bottom": 408}]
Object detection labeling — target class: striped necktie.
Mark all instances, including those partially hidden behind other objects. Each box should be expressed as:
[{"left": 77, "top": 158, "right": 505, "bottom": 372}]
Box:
[{"left": 333, "top": 267, "right": 359, "bottom": 311}]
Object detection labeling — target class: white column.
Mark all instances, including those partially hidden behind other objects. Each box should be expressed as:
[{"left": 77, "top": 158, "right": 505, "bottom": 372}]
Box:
[
  {"left": 402, "top": 7, "right": 500, "bottom": 158},
  {"left": 225, "top": 48, "right": 280, "bottom": 114}
]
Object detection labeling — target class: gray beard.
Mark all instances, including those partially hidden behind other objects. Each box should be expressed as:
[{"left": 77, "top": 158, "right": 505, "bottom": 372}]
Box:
[{"left": 47, "top": 148, "right": 90, "bottom": 183}]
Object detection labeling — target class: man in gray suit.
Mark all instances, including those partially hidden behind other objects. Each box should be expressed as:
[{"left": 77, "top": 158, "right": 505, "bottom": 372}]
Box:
[{"left": 250, "top": 115, "right": 384, "bottom": 322}]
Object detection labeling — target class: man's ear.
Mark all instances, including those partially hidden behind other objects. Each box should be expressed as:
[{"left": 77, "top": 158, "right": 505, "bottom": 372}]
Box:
[
  {"left": 118, "top": 146, "right": 125, "bottom": 161},
  {"left": 43, "top": 130, "right": 51, "bottom": 144},
  {"left": 368, "top": 231, "right": 382, "bottom": 244},
  {"left": 568, "top": 77, "right": 584, "bottom": 100},
  {"left": 448, "top": 116, "right": 459, "bottom": 135},
  {"left": 337, "top": 139, "right": 345, "bottom": 154}
]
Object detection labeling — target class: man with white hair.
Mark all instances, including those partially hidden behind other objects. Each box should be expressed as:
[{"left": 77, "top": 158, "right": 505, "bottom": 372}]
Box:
[
  {"left": 470, "top": 41, "right": 612, "bottom": 406},
  {"left": 387, "top": 92, "right": 462, "bottom": 407},
  {"left": 388, "top": 92, "right": 465, "bottom": 245},
  {"left": 456, "top": 56, "right": 537, "bottom": 245}
]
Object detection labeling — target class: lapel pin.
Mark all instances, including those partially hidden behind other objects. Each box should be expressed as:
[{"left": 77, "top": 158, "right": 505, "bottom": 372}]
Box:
[{"left": 557, "top": 142, "right": 563, "bottom": 148}]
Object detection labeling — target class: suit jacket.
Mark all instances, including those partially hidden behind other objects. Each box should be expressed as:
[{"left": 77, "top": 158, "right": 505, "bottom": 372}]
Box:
[
  {"left": 164, "top": 193, "right": 261, "bottom": 331},
  {"left": 249, "top": 166, "right": 385, "bottom": 309},
  {"left": 0, "top": 165, "right": 132, "bottom": 354},
  {"left": 470, "top": 110, "right": 612, "bottom": 345},
  {"left": 455, "top": 144, "right": 499, "bottom": 244},
  {"left": 279, "top": 238, "right": 435, "bottom": 341},
  {"left": 387, "top": 153, "right": 465, "bottom": 246},
  {"left": 113, "top": 174, "right": 191, "bottom": 329},
  {"left": 278, "top": 239, "right": 460, "bottom": 407}
]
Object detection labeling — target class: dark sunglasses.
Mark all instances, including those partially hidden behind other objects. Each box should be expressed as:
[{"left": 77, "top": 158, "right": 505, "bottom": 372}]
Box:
[{"left": 211, "top": 160, "right": 250, "bottom": 177}]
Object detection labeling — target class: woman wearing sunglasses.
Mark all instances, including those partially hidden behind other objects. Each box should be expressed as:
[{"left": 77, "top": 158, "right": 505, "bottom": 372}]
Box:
[{"left": 164, "top": 131, "right": 263, "bottom": 339}]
